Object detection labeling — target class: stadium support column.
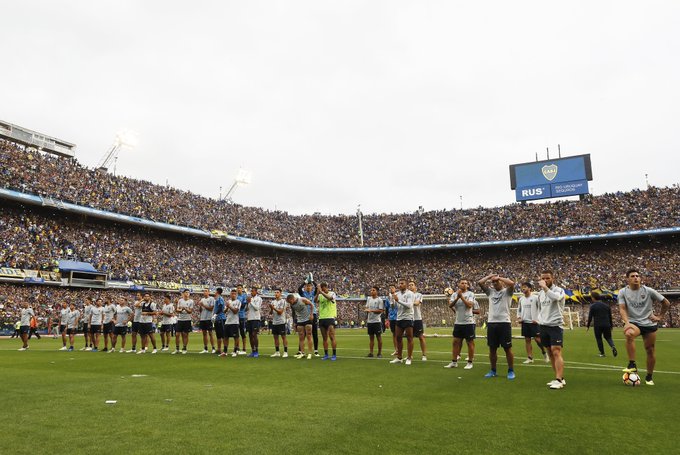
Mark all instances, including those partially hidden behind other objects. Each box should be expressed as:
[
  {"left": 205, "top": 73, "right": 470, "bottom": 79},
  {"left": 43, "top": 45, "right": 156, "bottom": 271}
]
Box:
[{"left": 357, "top": 205, "right": 364, "bottom": 246}]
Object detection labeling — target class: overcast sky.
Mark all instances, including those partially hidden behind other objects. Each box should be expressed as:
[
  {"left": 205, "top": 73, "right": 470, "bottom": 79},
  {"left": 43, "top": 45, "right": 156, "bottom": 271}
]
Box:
[{"left": 2, "top": 1, "right": 679, "bottom": 215}]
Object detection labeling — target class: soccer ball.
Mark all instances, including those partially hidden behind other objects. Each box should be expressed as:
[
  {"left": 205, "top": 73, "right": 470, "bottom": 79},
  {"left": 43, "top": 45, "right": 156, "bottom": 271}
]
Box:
[{"left": 622, "top": 372, "right": 641, "bottom": 387}]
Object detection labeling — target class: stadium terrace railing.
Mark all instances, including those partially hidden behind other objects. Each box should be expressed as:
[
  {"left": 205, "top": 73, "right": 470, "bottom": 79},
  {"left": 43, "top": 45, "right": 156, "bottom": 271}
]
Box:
[{"left": 2, "top": 187, "right": 680, "bottom": 254}]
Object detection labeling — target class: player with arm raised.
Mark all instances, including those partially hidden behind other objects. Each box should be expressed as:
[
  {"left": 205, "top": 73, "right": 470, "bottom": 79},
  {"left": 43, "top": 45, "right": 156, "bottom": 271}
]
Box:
[
  {"left": 478, "top": 273, "right": 516, "bottom": 380},
  {"left": 269, "top": 289, "right": 289, "bottom": 358},
  {"left": 537, "top": 270, "right": 566, "bottom": 389},
  {"left": 518, "top": 282, "right": 547, "bottom": 364},
  {"left": 198, "top": 289, "right": 216, "bottom": 354},
  {"left": 365, "top": 286, "right": 384, "bottom": 358},
  {"left": 246, "top": 287, "right": 263, "bottom": 357},
  {"left": 619, "top": 269, "right": 671, "bottom": 386},
  {"left": 389, "top": 279, "right": 415, "bottom": 365},
  {"left": 287, "top": 293, "right": 315, "bottom": 360},
  {"left": 386, "top": 286, "right": 399, "bottom": 356},
  {"left": 445, "top": 279, "right": 477, "bottom": 370}
]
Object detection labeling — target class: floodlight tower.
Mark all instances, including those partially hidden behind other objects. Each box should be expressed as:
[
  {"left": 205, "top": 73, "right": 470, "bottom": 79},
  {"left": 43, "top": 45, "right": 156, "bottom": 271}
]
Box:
[
  {"left": 223, "top": 168, "right": 252, "bottom": 202},
  {"left": 97, "top": 130, "right": 138, "bottom": 171}
]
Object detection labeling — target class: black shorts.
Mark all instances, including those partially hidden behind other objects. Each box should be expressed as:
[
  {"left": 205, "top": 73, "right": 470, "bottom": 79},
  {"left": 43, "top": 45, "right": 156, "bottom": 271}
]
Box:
[
  {"left": 140, "top": 322, "right": 153, "bottom": 335},
  {"left": 103, "top": 322, "right": 114, "bottom": 335},
  {"left": 90, "top": 324, "right": 102, "bottom": 334},
  {"left": 160, "top": 324, "right": 174, "bottom": 333},
  {"left": 296, "top": 320, "right": 313, "bottom": 327},
  {"left": 114, "top": 326, "right": 127, "bottom": 336},
  {"left": 397, "top": 320, "right": 414, "bottom": 330},
  {"left": 131, "top": 322, "right": 141, "bottom": 334},
  {"left": 226, "top": 323, "right": 240, "bottom": 338},
  {"left": 177, "top": 320, "right": 192, "bottom": 333},
  {"left": 453, "top": 324, "right": 476, "bottom": 341},
  {"left": 247, "top": 320, "right": 260, "bottom": 332},
  {"left": 199, "top": 320, "right": 213, "bottom": 331},
  {"left": 67, "top": 327, "right": 78, "bottom": 335},
  {"left": 367, "top": 322, "right": 382, "bottom": 336},
  {"left": 20, "top": 325, "right": 30, "bottom": 335},
  {"left": 413, "top": 320, "right": 424, "bottom": 336},
  {"left": 319, "top": 318, "right": 337, "bottom": 329},
  {"left": 239, "top": 318, "right": 247, "bottom": 338},
  {"left": 389, "top": 320, "right": 397, "bottom": 334},
  {"left": 59, "top": 324, "right": 66, "bottom": 333},
  {"left": 83, "top": 325, "right": 91, "bottom": 334},
  {"left": 487, "top": 322, "right": 512, "bottom": 349},
  {"left": 632, "top": 322, "right": 658, "bottom": 336},
  {"left": 272, "top": 324, "right": 287, "bottom": 336},
  {"left": 539, "top": 325, "right": 564, "bottom": 348},
  {"left": 214, "top": 320, "right": 226, "bottom": 339},
  {"left": 521, "top": 322, "right": 539, "bottom": 338}
]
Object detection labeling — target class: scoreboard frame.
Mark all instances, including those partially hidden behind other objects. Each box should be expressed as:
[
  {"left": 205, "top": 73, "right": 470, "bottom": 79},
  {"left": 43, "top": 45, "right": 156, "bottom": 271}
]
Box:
[{"left": 509, "top": 154, "right": 593, "bottom": 202}]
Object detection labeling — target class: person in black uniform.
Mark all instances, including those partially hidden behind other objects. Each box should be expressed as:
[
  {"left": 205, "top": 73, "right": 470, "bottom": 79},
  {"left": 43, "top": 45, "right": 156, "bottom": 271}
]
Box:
[{"left": 587, "top": 291, "right": 617, "bottom": 357}]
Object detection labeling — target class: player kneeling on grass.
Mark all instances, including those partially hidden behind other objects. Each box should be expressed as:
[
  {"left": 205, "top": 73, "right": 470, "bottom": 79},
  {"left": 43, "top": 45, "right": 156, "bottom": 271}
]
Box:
[
  {"left": 316, "top": 282, "right": 338, "bottom": 361},
  {"left": 445, "top": 280, "right": 477, "bottom": 370},
  {"left": 618, "top": 269, "right": 670, "bottom": 386},
  {"left": 269, "top": 289, "right": 289, "bottom": 358},
  {"left": 365, "top": 286, "right": 384, "bottom": 358},
  {"left": 287, "top": 293, "right": 314, "bottom": 360},
  {"left": 112, "top": 299, "right": 133, "bottom": 352},
  {"left": 537, "top": 271, "right": 566, "bottom": 389},
  {"left": 478, "top": 274, "right": 516, "bottom": 380}
]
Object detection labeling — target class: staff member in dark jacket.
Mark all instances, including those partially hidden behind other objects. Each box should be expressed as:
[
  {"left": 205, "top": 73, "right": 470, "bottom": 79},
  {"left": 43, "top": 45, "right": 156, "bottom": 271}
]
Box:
[{"left": 587, "top": 291, "right": 617, "bottom": 357}]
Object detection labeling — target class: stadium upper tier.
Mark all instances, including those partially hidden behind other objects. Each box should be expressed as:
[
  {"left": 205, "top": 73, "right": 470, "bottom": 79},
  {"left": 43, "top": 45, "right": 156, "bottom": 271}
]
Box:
[
  {"left": 1, "top": 203, "right": 678, "bottom": 295},
  {"left": 2, "top": 140, "right": 679, "bottom": 249}
]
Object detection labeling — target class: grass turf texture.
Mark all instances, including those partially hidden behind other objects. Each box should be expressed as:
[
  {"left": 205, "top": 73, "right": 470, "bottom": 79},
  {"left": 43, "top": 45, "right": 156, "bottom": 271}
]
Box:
[{"left": 2, "top": 328, "right": 679, "bottom": 455}]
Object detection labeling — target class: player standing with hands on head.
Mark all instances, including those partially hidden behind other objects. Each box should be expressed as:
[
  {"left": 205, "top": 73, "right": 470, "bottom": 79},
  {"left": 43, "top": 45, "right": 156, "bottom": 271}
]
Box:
[
  {"left": 517, "top": 282, "right": 548, "bottom": 363},
  {"left": 269, "top": 289, "right": 289, "bottom": 358},
  {"left": 537, "top": 271, "right": 566, "bottom": 389},
  {"left": 619, "top": 269, "right": 670, "bottom": 386},
  {"left": 445, "top": 280, "right": 477, "bottom": 370},
  {"left": 365, "top": 286, "right": 384, "bottom": 358},
  {"left": 478, "top": 274, "right": 516, "bottom": 380},
  {"left": 389, "top": 279, "right": 415, "bottom": 365}
]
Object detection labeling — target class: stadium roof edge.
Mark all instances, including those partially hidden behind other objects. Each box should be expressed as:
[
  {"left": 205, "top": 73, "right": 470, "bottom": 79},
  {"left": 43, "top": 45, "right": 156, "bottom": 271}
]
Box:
[{"left": 1, "top": 187, "right": 679, "bottom": 254}]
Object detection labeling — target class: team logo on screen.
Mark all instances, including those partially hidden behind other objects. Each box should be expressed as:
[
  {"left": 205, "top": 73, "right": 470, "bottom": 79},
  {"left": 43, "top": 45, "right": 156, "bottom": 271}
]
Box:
[{"left": 541, "top": 164, "right": 558, "bottom": 181}]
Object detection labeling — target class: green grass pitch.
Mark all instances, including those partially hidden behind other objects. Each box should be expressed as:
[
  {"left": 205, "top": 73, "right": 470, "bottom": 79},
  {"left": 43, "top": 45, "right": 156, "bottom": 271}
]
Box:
[{"left": 2, "top": 327, "right": 679, "bottom": 454}]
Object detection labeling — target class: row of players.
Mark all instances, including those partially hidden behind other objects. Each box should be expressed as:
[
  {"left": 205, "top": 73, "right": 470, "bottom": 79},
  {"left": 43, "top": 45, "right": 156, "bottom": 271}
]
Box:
[{"left": 15, "top": 270, "right": 671, "bottom": 388}]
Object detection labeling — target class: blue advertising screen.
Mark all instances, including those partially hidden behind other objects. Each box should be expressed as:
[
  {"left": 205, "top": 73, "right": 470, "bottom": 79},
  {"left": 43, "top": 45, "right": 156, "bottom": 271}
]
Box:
[{"left": 510, "top": 154, "right": 592, "bottom": 202}]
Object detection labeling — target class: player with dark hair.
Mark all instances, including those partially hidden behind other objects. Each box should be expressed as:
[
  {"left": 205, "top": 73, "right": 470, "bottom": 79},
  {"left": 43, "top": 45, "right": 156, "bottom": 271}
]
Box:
[
  {"left": 130, "top": 293, "right": 143, "bottom": 353},
  {"left": 236, "top": 284, "right": 248, "bottom": 356},
  {"left": 287, "top": 293, "right": 315, "bottom": 359},
  {"left": 213, "top": 288, "right": 227, "bottom": 356},
  {"left": 17, "top": 301, "right": 34, "bottom": 351},
  {"left": 365, "top": 286, "right": 384, "bottom": 358},
  {"left": 517, "top": 282, "right": 547, "bottom": 364},
  {"left": 65, "top": 302, "right": 80, "bottom": 352},
  {"left": 138, "top": 293, "right": 158, "bottom": 354},
  {"left": 225, "top": 289, "right": 242, "bottom": 357},
  {"left": 299, "top": 275, "right": 320, "bottom": 356},
  {"left": 478, "top": 273, "right": 516, "bottom": 379},
  {"left": 112, "top": 298, "right": 133, "bottom": 352},
  {"left": 619, "top": 269, "right": 670, "bottom": 386},
  {"left": 386, "top": 286, "right": 398, "bottom": 356},
  {"left": 175, "top": 289, "right": 194, "bottom": 354},
  {"left": 316, "top": 282, "right": 338, "bottom": 361},
  {"left": 537, "top": 270, "right": 566, "bottom": 389},
  {"left": 58, "top": 300, "right": 70, "bottom": 351},
  {"left": 102, "top": 297, "right": 116, "bottom": 352},
  {"left": 89, "top": 298, "right": 104, "bottom": 352},
  {"left": 409, "top": 281, "right": 427, "bottom": 361},
  {"left": 198, "top": 289, "right": 216, "bottom": 354},
  {"left": 81, "top": 297, "right": 93, "bottom": 351},
  {"left": 269, "top": 289, "right": 289, "bottom": 358},
  {"left": 587, "top": 290, "right": 617, "bottom": 358},
  {"left": 159, "top": 295, "right": 176, "bottom": 352},
  {"left": 445, "top": 279, "right": 477, "bottom": 370},
  {"left": 246, "top": 286, "right": 262, "bottom": 357},
  {"left": 389, "top": 278, "right": 415, "bottom": 365}
]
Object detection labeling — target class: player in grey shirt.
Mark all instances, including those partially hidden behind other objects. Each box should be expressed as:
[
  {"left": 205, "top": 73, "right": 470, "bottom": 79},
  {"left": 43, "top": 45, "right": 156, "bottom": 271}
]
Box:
[
  {"left": 102, "top": 297, "right": 116, "bottom": 352},
  {"left": 619, "top": 269, "right": 670, "bottom": 385},
  {"left": 81, "top": 297, "right": 94, "bottom": 351},
  {"left": 18, "top": 302, "right": 35, "bottom": 350},
  {"left": 268, "top": 289, "right": 289, "bottom": 358},
  {"left": 66, "top": 302, "right": 81, "bottom": 351},
  {"left": 246, "top": 287, "right": 263, "bottom": 357},
  {"left": 409, "top": 281, "right": 428, "bottom": 361},
  {"left": 517, "top": 282, "right": 547, "bottom": 364},
  {"left": 286, "top": 293, "right": 315, "bottom": 359},
  {"left": 175, "top": 290, "right": 195, "bottom": 354},
  {"left": 112, "top": 298, "right": 134, "bottom": 352},
  {"left": 59, "top": 302, "right": 70, "bottom": 350},
  {"left": 537, "top": 270, "right": 566, "bottom": 389},
  {"left": 197, "top": 289, "right": 216, "bottom": 354},
  {"left": 445, "top": 279, "right": 477, "bottom": 370},
  {"left": 89, "top": 298, "right": 104, "bottom": 352},
  {"left": 365, "top": 286, "right": 384, "bottom": 358},
  {"left": 224, "top": 289, "right": 242, "bottom": 357},
  {"left": 478, "top": 274, "right": 516, "bottom": 379},
  {"left": 389, "top": 279, "right": 415, "bottom": 365}
]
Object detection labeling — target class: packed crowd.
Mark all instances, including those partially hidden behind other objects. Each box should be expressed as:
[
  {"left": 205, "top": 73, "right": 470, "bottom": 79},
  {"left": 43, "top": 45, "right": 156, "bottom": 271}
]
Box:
[
  {"left": 2, "top": 140, "right": 679, "bottom": 248},
  {"left": 2, "top": 204, "right": 679, "bottom": 298}
]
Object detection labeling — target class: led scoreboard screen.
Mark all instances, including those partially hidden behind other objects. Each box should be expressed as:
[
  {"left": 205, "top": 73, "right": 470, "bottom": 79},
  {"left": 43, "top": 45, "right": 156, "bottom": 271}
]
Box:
[{"left": 509, "top": 154, "right": 592, "bottom": 202}]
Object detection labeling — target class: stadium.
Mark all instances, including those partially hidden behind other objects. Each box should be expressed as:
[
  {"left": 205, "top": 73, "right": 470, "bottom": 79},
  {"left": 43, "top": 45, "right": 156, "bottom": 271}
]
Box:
[{"left": 3, "top": 3, "right": 680, "bottom": 455}]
